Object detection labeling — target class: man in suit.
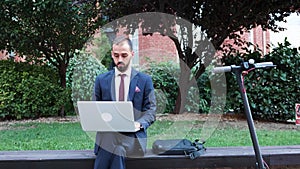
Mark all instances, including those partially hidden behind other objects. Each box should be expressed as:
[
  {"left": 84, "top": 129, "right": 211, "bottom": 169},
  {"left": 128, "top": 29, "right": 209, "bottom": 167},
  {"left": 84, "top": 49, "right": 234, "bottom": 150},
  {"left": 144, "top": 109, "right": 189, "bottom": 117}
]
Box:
[{"left": 93, "top": 35, "right": 156, "bottom": 169}]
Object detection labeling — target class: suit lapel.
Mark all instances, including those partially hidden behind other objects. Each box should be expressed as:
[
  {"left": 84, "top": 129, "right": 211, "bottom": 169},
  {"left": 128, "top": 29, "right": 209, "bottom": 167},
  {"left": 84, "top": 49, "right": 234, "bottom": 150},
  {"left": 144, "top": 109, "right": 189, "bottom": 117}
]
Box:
[
  {"left": 107, "top": 70, "right": 116, "bottom": 101},
  {"left": 128, "top": 69, "right": 139, "bottom": 101}
]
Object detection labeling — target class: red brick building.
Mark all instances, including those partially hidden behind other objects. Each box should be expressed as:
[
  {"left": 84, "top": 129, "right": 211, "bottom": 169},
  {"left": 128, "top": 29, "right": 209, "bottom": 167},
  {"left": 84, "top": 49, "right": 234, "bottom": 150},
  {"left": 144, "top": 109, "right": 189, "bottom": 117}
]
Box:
[
  {"left": 130, "top": 26, "right": 270, "bottom": 66},
  {"left": 0, "top": 51, "right": 8, "bottom": 60},
  {"left": 139, "top": 33, "right": 178, "bottom": 64},
  {"left": 112, "top": 27, "right": 178, "bottom": 67},
  {"left": 222, "top": 26, "right": 270, "bottom": 55},
  {"left": 1, "top": 26, "right": 269, "bottom": 65},
  {"left": 0, "top": 50, "right": 25, "bottom": 62}
]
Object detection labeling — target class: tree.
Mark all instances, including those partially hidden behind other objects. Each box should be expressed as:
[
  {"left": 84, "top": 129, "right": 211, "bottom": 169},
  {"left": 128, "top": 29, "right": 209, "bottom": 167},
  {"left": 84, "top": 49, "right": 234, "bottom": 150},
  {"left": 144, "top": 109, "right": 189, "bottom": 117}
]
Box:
[
  {"left": 0, "top": 0, "right": 104, "bottom": 116},
  {"left": 2, "top": 0, "right": 299, "bottom": 115},
  {"left": 95, "top": 0, "right": 300, "bottom": 114}
]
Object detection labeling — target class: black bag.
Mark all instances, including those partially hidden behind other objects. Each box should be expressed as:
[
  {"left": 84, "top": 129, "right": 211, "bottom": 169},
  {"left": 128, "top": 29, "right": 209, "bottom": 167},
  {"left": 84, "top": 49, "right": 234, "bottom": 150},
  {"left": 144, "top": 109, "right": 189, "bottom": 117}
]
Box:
[{"left": 152, "top": 139, "right": 206, "bottom": 160}]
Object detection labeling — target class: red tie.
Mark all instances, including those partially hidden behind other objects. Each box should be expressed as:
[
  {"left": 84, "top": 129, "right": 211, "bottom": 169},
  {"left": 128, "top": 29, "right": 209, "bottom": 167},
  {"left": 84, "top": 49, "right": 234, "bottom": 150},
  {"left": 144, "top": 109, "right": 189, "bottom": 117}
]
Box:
[{"left": 119, "top": 74, "right": 126, "bottom": 101}]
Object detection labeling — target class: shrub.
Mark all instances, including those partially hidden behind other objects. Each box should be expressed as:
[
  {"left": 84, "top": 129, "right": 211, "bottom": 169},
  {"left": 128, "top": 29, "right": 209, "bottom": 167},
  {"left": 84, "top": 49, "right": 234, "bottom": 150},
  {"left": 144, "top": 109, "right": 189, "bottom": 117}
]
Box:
[
  {"left": 87, "top": 32, "right": 112, "bottom": 69},
  {"left": 195, "top": 71, "right": 211, "bottom": 114},
  {"left": 141, "top": 61, "right": 180, "bottom": 114},
  {"left": 142, "top": 61, "right": 211, "bottom": 114},
  {"left": 0, "top": 60, "right": 68, "bottom": 120},
  {"left": 70, "top": 52, "right": 107, "bottom": 109},
  {"left": 222, "top": 39, "right": 300, "bottom": 122}
]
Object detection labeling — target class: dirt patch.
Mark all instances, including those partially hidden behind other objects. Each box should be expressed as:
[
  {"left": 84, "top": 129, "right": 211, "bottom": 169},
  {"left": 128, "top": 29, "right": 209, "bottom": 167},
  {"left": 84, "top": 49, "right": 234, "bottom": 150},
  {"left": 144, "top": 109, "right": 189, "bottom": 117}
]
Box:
[
  {"left": 156, "top": 113, "right": 300, "bottom": 131},
  {"left": 0, "top": 116, "right": 79, "bottom": 130},
  {"left": 0, "top": 114, "right": 299, "bottom": 131}
]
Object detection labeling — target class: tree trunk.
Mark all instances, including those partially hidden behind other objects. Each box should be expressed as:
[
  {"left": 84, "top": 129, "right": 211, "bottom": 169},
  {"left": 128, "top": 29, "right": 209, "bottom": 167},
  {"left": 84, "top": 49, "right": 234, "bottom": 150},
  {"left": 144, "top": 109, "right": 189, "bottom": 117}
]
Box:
[
  {"left": 173, "top": 88, "right": 182, "bottom": 114},
  {"left": 173, "top": 59, "right": 196, "bottom": 114},
  {"left": 58, "top": 61, "right": 67, "bottom": 117},
  {"left": 173, "top": 82, "right": 189, "bottom": 114}
]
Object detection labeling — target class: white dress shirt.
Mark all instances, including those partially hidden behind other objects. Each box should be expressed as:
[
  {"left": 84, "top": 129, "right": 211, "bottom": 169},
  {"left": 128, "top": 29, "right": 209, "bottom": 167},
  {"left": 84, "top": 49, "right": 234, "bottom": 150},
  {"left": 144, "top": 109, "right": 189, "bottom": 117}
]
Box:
[{"left": 115, "top": 67, "right": 131, "bottom": 101}]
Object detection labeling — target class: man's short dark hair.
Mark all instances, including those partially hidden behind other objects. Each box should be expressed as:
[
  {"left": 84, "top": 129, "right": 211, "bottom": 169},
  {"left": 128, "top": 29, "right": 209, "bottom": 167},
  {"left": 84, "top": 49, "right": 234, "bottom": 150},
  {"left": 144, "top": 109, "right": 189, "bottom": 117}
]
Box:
[{"left": 112, "top": 35, "right": 133, "bottom": 51}]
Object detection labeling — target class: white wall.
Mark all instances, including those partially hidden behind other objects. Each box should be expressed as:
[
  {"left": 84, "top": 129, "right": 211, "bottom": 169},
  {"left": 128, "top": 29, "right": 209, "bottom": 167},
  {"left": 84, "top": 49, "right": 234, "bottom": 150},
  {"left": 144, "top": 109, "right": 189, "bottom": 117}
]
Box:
[{"left": 270, "top": 13, "right": 300, "bottom": 48}]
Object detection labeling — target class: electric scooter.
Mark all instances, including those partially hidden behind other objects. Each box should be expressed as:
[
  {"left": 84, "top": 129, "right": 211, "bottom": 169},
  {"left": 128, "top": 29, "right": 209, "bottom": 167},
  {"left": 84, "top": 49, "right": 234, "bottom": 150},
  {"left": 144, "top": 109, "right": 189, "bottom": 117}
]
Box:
[{"left": 213, "top": 59, "right": 276, "bottom": 169}]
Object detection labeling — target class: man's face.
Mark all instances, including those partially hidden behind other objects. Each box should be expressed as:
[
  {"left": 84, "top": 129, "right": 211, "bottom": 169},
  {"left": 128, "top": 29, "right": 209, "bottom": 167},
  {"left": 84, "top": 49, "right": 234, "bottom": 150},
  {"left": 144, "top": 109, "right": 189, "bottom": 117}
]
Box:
[{"left": 111, "top": 41, "right": 134, "bottom": 72}]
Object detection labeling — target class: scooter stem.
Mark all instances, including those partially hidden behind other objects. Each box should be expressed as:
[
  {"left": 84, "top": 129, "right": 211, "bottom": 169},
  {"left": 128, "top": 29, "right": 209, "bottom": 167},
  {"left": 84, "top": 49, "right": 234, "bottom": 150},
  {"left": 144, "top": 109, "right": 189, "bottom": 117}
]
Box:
[{"left": 232, "top": 67, "right": 266, "bottom": 169}]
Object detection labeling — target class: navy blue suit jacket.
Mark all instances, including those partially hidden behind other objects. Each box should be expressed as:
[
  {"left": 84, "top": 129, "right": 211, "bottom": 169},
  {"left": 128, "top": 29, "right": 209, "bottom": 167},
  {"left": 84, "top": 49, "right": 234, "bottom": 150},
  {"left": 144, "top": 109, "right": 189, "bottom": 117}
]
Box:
[{"left": 93, "top": 68, "right": 156, "bottom": 154}]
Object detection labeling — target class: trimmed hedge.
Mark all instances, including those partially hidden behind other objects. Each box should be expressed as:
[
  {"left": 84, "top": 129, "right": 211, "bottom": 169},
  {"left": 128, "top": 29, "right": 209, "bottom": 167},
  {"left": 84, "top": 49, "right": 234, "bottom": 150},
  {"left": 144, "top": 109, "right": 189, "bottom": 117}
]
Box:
[{"left": 0, "top": 60, "right": 69, "bottom": 120}]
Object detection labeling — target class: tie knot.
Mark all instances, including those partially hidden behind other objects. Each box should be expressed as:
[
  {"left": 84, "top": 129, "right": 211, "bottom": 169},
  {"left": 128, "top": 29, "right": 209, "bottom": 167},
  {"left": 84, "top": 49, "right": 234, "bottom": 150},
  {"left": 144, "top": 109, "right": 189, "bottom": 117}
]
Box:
[{"left": 119, "top": 74, "right": 126, "bottom": 79}]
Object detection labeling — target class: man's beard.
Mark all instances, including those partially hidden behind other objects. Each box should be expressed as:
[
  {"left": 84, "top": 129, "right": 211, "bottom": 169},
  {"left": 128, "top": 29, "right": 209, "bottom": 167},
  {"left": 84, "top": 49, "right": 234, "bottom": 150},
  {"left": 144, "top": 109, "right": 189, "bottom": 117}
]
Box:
[{"left": 116, "top": 62, "right": 129, "bottom": 72}]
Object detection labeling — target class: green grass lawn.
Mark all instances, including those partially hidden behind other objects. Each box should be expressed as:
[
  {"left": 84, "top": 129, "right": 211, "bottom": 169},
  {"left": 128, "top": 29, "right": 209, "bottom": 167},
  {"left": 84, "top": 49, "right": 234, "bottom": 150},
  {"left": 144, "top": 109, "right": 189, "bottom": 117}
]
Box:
[
  {"left": 0, "top": 122, "right": 94, "bottom": 150},
  {"left": 0, "top": 119, "right": 299, "bottom": 151}
]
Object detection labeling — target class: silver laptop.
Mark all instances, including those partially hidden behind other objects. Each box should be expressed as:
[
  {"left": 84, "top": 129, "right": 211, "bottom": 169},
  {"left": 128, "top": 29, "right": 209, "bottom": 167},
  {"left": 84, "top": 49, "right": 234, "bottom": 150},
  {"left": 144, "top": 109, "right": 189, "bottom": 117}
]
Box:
[{"left": 77, "top": 101, "right": 138, "bottom": 132}]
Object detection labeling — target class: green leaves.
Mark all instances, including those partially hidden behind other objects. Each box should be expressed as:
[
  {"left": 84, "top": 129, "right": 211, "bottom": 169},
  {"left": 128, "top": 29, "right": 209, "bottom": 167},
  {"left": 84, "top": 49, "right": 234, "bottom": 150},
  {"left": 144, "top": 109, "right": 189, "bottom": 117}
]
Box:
[
  {"left": 223, "top": 39, "right": 300, "bottom": 122},
  {"left": 141, "top": 61, "right": 180, "bottom": 114},
  {"left": 0, "top": 60, "right": 70, "bottom": 120},
  {"left": 0, "top": 0, "right": 104, "bottom": 89},
  {"left": 69, "top": 52, "right": 107, "bottom": 107},
  {"left": 141, "top": 61, "right": 211, "bottom": 114}
]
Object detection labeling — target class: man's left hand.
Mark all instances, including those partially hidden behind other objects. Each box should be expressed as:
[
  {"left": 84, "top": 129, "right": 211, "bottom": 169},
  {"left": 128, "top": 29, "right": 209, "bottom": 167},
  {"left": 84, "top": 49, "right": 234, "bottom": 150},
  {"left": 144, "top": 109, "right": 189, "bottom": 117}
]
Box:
[{"left": 134, "top": 122, "right": 141, "bottom": 130}]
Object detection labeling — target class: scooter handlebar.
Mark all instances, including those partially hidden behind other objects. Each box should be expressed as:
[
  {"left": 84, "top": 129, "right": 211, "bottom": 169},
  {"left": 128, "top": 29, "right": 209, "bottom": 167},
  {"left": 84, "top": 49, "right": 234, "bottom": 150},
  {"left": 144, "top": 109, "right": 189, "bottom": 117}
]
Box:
[
  {"left": 254, "top": 62, "right": 275, "bottom": 69},
  {"left": 213, "top": 62, "right": 275, "bottom": 73},
  {"left": 212, "top": 66, "right": 232, "bottom": 73}
]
